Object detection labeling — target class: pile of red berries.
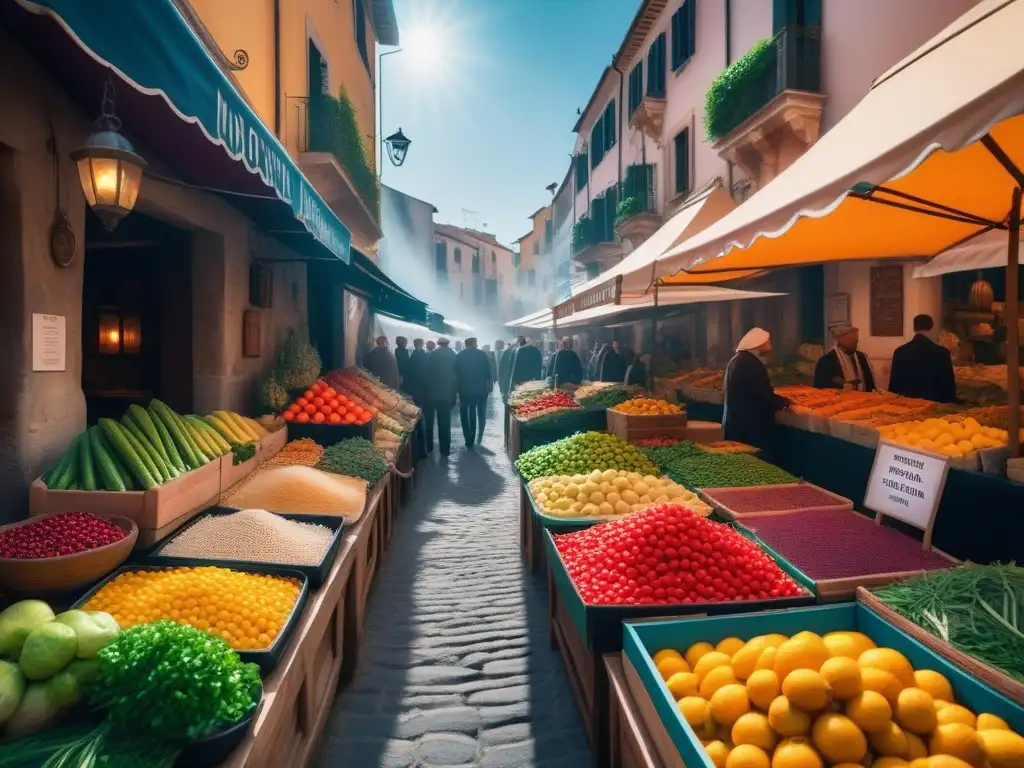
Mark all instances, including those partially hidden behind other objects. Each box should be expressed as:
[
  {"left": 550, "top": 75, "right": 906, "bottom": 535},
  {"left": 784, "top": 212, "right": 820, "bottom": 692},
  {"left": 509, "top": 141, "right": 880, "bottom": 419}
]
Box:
[
  {"left": 0, "top": 512, "right": 127, "bottom": 559},
  {"left": 554, "top": 503, "right": 805, "bottom": 606}
]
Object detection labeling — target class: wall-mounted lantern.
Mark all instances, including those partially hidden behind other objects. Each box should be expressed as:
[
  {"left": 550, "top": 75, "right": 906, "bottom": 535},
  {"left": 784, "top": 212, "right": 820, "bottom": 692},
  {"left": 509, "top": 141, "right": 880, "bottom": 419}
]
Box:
[
  {"left": 71, "top": 80, "right": 147, "bottom": 232},
  {"left": 384, "top": 128, "right": 411, "bottom": 167},
  {"left": 98, "top": 310, "right": 141, "bottom": 355}
]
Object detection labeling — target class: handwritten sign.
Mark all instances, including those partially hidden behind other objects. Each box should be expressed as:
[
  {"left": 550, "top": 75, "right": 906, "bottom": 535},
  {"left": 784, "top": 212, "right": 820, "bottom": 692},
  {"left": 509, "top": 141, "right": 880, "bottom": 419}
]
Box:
[
  {"left": 32, "top": 314, "right": 66, "bottom": 372},
  {"left": 864, "top": 440, "right": 949, "bottom": 534}
]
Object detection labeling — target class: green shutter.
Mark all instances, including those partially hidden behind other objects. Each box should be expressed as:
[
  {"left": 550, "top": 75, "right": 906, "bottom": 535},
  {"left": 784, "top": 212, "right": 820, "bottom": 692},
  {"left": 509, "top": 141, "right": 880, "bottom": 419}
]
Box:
[
  {"left": 686, "top": 0, "right": 696, "bottom": 58},
  {"left": 604, "top": 100, "right": 616, "bottom": 151}
]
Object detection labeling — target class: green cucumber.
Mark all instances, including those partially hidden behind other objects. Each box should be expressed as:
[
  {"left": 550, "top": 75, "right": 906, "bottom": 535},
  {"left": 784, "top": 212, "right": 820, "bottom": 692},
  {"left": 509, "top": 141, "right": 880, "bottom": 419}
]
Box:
[
  {"left": 120, "top": 417, "right": 172, "bottom": 482},
  {"left": 150, "top": 400, "right": 203, "bottom": 469},
  {"left": 172, "top": 411, "right": 209, "bottom": 466},
  {"left": 95, "top": 428, "right": 136, "bottom": 490},
  {"left": 51, "top": 435, "right": 81, "bottom": 490},
  {"left": 99, "top": 419, "right": 158, "bottom": 490},
  {"left": 183, "top": 420, "right": 218, "bottom": 459},
  {"left": 89, "top": 426, "right": 126, "bottom": 492},
  {"left": 150, "top": 408, "right": 186, "bottom": 472},
  {"left": 78, "top": 427, "right": 98, "bottom": 491},
  {"left": 130, "top": 404, "right": 171, "bottom": 467},
  {"left": 190, "top": 417, "right": 232, "bottom": 453},
  {"left": 44, "top": 437, "right": 78, "bottom": 488}
]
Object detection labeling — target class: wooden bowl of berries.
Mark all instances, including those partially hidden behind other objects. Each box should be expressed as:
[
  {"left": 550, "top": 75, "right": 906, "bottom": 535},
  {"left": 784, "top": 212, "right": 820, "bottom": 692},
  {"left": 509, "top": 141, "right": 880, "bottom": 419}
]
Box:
[{"left": 0, "top": 512, "right": 138, "bottom": 594}]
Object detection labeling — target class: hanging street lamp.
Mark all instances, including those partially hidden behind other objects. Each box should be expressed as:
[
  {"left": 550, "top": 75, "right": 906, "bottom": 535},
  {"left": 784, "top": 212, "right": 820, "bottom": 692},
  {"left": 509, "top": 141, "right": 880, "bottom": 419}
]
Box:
[
  {"left": 70, "top": 80, "right": 147, "bottom": 231},
  {"left": 384, "top": 128, "right": 411, "bottom": 167}
]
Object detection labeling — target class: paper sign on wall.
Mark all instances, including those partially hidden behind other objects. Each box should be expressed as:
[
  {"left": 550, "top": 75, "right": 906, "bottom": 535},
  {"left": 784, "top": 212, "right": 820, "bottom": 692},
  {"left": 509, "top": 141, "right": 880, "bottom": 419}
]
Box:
[
  {"left": 32, "top": 314, "right": 66, "bottom": 372},
  {"left": 863, "top": 440, "right": 949, "bottom": 533}
]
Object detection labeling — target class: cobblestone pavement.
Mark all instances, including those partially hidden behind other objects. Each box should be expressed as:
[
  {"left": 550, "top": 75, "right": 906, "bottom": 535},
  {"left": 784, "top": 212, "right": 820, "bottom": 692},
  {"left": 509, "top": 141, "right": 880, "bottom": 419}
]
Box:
[{"left": 314, "top": 402, "right": 591, "bottom": 768}]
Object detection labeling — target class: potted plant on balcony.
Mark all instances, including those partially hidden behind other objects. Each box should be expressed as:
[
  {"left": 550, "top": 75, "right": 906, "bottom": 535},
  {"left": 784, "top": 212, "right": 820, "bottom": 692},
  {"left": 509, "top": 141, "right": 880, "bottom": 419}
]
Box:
[{"left": 571, "top": 216, "right": 596, "bottom": 256}]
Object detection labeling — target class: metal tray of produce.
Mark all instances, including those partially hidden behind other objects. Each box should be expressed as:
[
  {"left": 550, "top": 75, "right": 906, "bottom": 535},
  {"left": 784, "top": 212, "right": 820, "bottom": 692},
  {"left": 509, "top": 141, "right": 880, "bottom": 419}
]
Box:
[
  {"left": 73, "top": 562, "right": 309, "bottom": 674},
  {"left": 700, "top": 482, "right": 853, "bottom": 520},
  {"left": 147, "top": 505, "right": 344, "bottom": 587}
]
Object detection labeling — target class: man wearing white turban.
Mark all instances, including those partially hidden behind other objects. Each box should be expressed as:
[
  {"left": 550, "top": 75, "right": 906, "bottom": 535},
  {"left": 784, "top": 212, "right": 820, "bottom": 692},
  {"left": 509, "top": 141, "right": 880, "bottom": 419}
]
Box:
[{"left": 722, "top": 327, "right": 788, "bottom": 460}]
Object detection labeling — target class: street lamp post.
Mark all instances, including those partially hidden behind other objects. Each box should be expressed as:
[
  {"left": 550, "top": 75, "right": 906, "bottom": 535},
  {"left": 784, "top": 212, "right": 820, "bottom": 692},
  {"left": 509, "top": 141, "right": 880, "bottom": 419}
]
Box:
[{"left": 378, "top": 47, "right": 403, "bottom": 180}]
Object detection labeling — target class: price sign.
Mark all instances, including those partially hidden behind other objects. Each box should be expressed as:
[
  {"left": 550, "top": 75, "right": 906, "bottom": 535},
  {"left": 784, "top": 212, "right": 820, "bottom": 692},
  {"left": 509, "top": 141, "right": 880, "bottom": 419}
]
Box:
[
  {"left": 31, "top": 313, "right": 66, "bottom": 372},
  {"left": 863, "top": 440, "right": 949, "bottom": 543}
]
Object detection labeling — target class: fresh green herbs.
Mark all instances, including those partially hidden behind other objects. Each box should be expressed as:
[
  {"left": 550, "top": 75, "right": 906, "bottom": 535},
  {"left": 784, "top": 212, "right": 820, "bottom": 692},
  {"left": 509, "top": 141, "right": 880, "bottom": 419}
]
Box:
[
  {"left": 232, "top": 441, "right": 257, "bottom": 466},
  {"left": 872, "top": 564, "right": 1024, "bottom": 682},
  {"left": 316, "top": 438, "right": 389, "bottom": 485}
]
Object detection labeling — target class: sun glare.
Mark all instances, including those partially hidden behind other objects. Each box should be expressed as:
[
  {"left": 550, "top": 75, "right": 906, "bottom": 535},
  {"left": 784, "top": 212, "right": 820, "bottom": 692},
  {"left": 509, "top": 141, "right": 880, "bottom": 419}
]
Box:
[{"left": 404, "top": 26, "right": 441, "bottom": 69}]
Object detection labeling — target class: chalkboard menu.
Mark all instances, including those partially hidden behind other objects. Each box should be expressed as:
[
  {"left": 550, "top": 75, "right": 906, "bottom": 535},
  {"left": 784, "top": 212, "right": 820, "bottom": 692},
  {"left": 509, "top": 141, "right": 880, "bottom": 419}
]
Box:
[{"left": 870, "top": 265, "right": 904, "bottom": 337}]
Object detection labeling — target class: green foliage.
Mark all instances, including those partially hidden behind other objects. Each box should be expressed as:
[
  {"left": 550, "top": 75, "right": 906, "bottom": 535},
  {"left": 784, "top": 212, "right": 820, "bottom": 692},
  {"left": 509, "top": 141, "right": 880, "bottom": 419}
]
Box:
[
  {"left": 571, "top": 216, "right": 596, "bottom": 254},
  {"left": 704, "top": 37, "right": 775, "bottom": 142},
  {"left": 614, "top": 196, "right": 643, "bottom": 226},
  {"left": 308, "top": 88, "right": 380, "bottom": 219}
]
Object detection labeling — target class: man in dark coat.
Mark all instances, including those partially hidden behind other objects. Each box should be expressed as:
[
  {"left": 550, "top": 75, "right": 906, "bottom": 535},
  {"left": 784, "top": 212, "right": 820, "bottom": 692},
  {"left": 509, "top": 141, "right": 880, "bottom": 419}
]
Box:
[
  {"left": 549, "top": 337, "right": 583, "bottom": 386},
  {"left": 888, "top": 314, "right": 957, "bottom": 403},
  {"left": 599, "top": 341, "right": 628, "bottom": 382},
  {"left": 394, "top": 336, "right": 410, "bottom": 392},
  {"left": 497, "top": 339, "right": 515, "bottom": 401},
  {"left": 426, "top": 340, "right": 437, "bottom": 352},
  {"left": 405, "top": 338, "right": 429, "bottom": 458},
  {"left": 508, "top": 336, "right": 543, "bottom": 392},
  {"left": 363, "top": 336, "right": 401, "bottom": 390},
  {"left": 624, "top": 351, "right": 648, "bottom": 387},
  {"left": 455, "top": 338, "right": 493, "bottom": 447},
  {"left": 425, "top": 338, "right": 458, "bottom": 455},
  {"left": 483, "top": 344, "right": 498, "bottom": 395},
  {"left": 813, "top": 325, "right": 876, "bottom": 392},
  {"left": 723, "top": 328, "right": 788, "bottom": 461}
]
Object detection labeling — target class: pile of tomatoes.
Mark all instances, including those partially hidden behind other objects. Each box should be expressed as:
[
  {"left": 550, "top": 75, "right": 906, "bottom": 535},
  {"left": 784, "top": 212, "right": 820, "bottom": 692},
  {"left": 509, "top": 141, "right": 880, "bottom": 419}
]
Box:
[
  {"left": 282, "top": 379, "right": 375, "bottom": 426},
  {"left": 554, "top": 503, "right": 805, "bottom": 606}
]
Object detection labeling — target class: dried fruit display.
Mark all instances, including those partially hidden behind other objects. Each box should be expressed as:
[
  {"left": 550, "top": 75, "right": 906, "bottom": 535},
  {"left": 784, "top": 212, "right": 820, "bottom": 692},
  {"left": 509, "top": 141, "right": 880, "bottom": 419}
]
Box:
[{"left": 702, "top": 484, "right": 851, "bottom": 517}]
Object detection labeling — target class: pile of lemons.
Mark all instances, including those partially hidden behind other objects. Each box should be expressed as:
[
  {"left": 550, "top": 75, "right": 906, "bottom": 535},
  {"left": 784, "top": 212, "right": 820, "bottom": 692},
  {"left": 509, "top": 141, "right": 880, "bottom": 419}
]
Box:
[
  {"left": 878, "top": 417, "right": 1008, "bottom": 459},
  {"left": 528, "top": 469, "right": 710, "bottom": 518},
  {"left": 651, "top": 630, "right": 1023, "bottom": 768}
]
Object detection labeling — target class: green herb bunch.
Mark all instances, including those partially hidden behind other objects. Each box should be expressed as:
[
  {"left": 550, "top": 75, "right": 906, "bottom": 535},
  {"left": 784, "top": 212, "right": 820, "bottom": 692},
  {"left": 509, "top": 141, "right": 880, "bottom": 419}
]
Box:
[
  {"left": 316, "top": 437, "right": 389, "bottom": 484},
  {"left": 90, "top": 621, "right": 262, "bottom": 741},
  {"left": 232, "top": 441, "right": 257, "bottom": 466}
]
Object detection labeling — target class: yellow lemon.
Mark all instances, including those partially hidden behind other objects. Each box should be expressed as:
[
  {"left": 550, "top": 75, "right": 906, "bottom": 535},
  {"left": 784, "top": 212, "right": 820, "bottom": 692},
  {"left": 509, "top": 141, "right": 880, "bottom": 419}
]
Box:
[
  {"left": 860, "top": 648, "right": 916, "bottom": 688},
  {"left": 811, "top": 713, "right": 868, "bottom": 764},
  {"left": 732, "top": 712, "right": 776, "bottom": 750},
  {"left": 977, "top": 714, "right": 1010, "bottom": 731},
  {"left": 653, "top": 648, "right": 686, "bottom": 668},
  {"left": 772, "top": 737, "right": 823, "bottom": 768},
  {"left": 929, "top": 723, "right": 984, "bottom": 765},
  {"left": 874, "top": 760, "right": 910, "bottom": 768},
  {"left": 685, "top": 641, "right": 716, "bottom": 669},
  {"left": 756, "top": 647, "right": 778, "bottom": 672},
  {"left": 870, "top": 721, "right": 910, "bottom": 758},
  {"left": 905, "top": 732, "right": 929, "bottom": 760},
  {"left": 976, "top": 729, "right": 1024, "bottom": 768},
  {"left": 726, "top": 744, "right": 770, "bottom": 768},
  {"left": 936, "top": 704, "right": 976, "bottom": 728},
  {"left": 666, "top": 672, "right": 700, "bottom": 700},
  {"left": 705, "top": 740, "right": 731, "bottom": 768},
  {"left": 782, "top": 669, "right": 832, "bottom": 711},
  {"left": 862, "top": 667, "right": 905, "bottom": 708},
  {"left": 710, "top": 684, "right": 751, "bottom": 727},
  {"left": 717, "top": 637, "right": 746, "bottom": 657},
  {"left": 846, "top": 690, "right": 894, "bottom": 734},
  {"left": 733, "top": 637, "right": 782, "bottom": 681},
  {"left": 774, "top": 635, "right": 831, "bottom": 681},
  {"left": 926, "top": 757, "right": 975, "bottom": 768},
  {"left": 657, "top": 656, "right": 690, "bottom": 681},
  {"left": 908, "top": 760, "right": 932, "bottom": 768},
  {"left": 912, "top": 669, "right": 953, "bottom": 702},
  {"left": 746, "top": 669, "right": 781, "bottom": 711},
  {"left": 695, "top": 652, "right": 735, "bottom": 684},
  {"left": 701, "top": 666, "right": 740, "bottom": 699},
  {"left": 769, "top": 696, "right": 812, "bottom": 737},
  {"left": 678, "top": 696, "right": 713, "bottom": 735},
  {"left": 895, "top": 688, "right": 937, "bottom": 735},
  {"left": 820, "top": 656, "right": 863, "bottom": 701}
]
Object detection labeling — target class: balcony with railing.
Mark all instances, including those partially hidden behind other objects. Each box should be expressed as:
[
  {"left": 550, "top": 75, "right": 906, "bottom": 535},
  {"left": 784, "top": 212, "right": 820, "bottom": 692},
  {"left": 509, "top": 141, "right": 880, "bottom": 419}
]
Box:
[
  {"left": 571, "top": 186, "right": 623, "bottom": 270},
  {"left": 705, "top": 25, "right": 823, "bottom": 190},
  {"left": 292, "top": 90, "right": 383, "bottom": 248},
  {"left": 615, "top": 163, "right": 660, "bottom": 246}
]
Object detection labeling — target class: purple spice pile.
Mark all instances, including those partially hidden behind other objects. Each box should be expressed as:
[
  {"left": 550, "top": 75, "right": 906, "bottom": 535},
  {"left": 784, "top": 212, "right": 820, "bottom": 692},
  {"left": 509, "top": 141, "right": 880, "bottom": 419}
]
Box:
[{"left": 706, "top": 484, "right": 850, "bottom": 516}]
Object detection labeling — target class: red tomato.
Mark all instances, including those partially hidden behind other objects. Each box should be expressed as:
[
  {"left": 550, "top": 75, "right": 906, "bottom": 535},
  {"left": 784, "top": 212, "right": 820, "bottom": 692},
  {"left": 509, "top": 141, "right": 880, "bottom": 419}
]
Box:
[
  {"left": 312, "top": 412, "right": 325, "bottom": 423},
  {"left": 328, "top": 412, "right": 342, "bottom": 424},
  {"left": 312, "top": 396, "right": 325, "bottom": 407},
  {"left": 283, "top": 410, "right": 296, "bottom": 422},
  {"left": 303, "top": 390, "right": 314, "bottom": 400},
  {"left": 296, "top": 398, "right": 308, "bottom": 408},
  {"left": 343, "top": 412, "right": 356, "bottom": 423},
  {"left": 304, "top": 403, "right": 317, "bottom": 416},
  {"left": 320, "top": 405, "right": 334, "bottom": 416},
  {"left": 296, "top": 411, "right": 310, "bottom": 423},
  {"left": 336, "top": 405, "right": 348, "bottom": 416},
  {"left": 324, "top": 387, "right": 337, "bottom": 398},
  {"left": 329, "top": 398, "right": 340, "bottom": 409},
  {"left": 288, "top": 403, "right": 301, "bottom": 413}
]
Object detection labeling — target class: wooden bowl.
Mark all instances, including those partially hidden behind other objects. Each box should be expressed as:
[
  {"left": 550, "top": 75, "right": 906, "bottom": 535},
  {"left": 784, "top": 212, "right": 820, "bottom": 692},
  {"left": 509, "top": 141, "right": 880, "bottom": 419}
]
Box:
[{"left": 0, "top": 514, "right": 138, "bottom": 594}]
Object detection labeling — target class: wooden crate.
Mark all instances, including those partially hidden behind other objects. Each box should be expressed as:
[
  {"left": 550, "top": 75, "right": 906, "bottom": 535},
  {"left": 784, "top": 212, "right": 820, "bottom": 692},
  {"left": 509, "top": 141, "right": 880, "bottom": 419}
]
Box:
[
  {"left": 605, "top": 655, "right": 664, "bottom": 768},
  {"left": 341, "top": 477, "right": 388, "bottom": 679},
  {"left": 519, "top": 479, "right": 537, "bottom": 571},
  {"left": 607, "top": 410, "right": 688, "bottom": 443},
  {"left": 258, "top": 427, "right": 288, "bottom": 462},
  {"left": 220, "top": 452, "right": 260, "bottom": 494},
  {"left": 620, "top": 654, "right": 685, "bottom": 768},
  {"left": 29, "top": 459, "right": 220, "bottom": 531}
]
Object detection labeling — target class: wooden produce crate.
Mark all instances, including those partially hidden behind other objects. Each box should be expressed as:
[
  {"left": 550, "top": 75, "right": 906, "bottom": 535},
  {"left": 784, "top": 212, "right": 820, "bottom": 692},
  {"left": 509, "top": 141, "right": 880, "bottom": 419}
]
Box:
[
  {"left": 607, "top": 410, "right": 688, "bottom": 443},
  {"left": 678, "top": 420, "right": 722, "bottom": 443},
  {"left": 621, "top": 604, "right": 1024, "bottom": 768},
  {"left": 257, "top": 427, "right": 288, "bottom": 462},
  {"left": 545, "top": 531, "right": 814, "bottom": 767},
  {"left": 700, "top": 482, "right": 853, "bottom": 520},
  {"left": 605, "top": 655, "right": 665, "bottom": 768},
  {"left": 220, "top": 451, "right": 260, "bottom": 494},
  {"left": 857, "top": 587, "right": 1024, "bottom": 703},
  {"left": 29, "top": 459, "right": 220, "bottom": 535}
]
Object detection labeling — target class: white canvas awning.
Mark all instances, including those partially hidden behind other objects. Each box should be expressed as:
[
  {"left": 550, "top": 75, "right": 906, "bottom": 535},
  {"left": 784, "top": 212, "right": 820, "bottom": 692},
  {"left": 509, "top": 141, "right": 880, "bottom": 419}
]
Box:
[
  {"left": 506, "top": 307, "right": 552, "bottom": 328},
  {"left": 912, "top": 229, "right": 1018, "bottom": 277}
]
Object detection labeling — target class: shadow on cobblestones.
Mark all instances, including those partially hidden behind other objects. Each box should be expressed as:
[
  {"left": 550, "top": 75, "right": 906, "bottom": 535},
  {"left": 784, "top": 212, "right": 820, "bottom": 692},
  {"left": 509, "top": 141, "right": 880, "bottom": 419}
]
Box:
[{"left": 313, "top": 401, "right": 591, "bottom": 767}]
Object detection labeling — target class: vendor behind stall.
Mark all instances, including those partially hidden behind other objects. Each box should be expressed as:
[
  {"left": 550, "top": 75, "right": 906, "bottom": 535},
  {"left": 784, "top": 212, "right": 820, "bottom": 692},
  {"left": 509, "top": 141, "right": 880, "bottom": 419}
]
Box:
[
  {"left": 723, "top": 328, "right": 789, "bottom": 461},
  {"left": 889, "top": 314, "right": 957, "bottom": 403},
  {"left": 813, "top": 325, "right": 876, "bottom": 392},
  {"left": 548, "top": 337, "right": 583, "bottom": 386}
]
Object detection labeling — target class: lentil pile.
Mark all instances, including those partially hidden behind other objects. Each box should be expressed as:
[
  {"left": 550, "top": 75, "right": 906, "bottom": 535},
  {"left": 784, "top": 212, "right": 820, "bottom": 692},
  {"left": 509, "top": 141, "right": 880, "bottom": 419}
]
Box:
[
  {"left": 667, "top": 452, "right": 798, "bottom": 489},
  {"left": 160, "top": 508, "right": 334, "bottom": 566},
  {"left": 222, "top": 465, "right": 367, "bottom": 516},
  {"left": 84, "top": 566, "right": 302, "bottom": 650},
  {"left": 315, "top": 437, "right": 388, "bottom": 484},
  {"left": 263, "top": 438, "right": 324, "bottom": 468}
]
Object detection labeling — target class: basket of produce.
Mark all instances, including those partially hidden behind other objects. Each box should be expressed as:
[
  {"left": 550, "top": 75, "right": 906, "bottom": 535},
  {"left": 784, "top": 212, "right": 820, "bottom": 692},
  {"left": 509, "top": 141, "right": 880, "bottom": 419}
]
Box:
[
  {"left": 608, "top": 398, "right": 688, "bottom": 442},
  {"left": 514, "top": 431, "right": 660, "bottom": 483},
  {"left": 700, "top": 483, "right": 853, "bottom": 520},
  {"left": 546, "top": 503, "right": 814, "bottom": 651},
  {"left": 665, "top": 453, "right": 798, "bottom": 491},
  {"left": 75, "top": 564, "right": 308, "bottom": 673},
  {"left": 221, "top": 464, "right": 369, "bottom": 522},
  {"left": 512, "top": 391, "right": 582, "bottom": 422},
  {"left": 621, "top": 601, "right": 1024, "bottom": 768},
  {"left": 860, "top": 565, "right": 1024, "bottom": 703},
  {"left": 0, "top": 513, "right": 138, "bottom": 593},
  {"left": 574, "top": 382, "right": 647, "bottom": 411},
  {"left": 282, "top": 378, "right": 376, "bottom": 444},
  {"left": 738, "top": 509, "right": 958, "bottom": 599},
  {"left": 148, "top": 507, "right": 345, "bottom": 587}
]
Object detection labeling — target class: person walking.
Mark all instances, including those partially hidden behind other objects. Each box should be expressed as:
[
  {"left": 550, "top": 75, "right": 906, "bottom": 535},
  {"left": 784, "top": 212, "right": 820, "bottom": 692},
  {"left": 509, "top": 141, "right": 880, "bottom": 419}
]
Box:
[
  {"left": 425, "top": 338, "right": 458, "bottom": 455},
  {"left": 363, "top": 336, "right": 400, "bottom": 390},
  {"left": 405, "top": 339, "right": 429, "bottom": 458},
  {"left": 425, "top": 340, "right": 437, "bottom": 352},
  {"left": 394, "top": 336, "right": 410, "bottom": 392},
  {"left": 888, "top": 314, "right": 957, "bottom": 403},
  {"left": 483, "top": 344, "right": 498, "bottom": 396},
  {"left": 723, "top": 328, "right": 788, "bottom": 461},
  {"left": 497, "top": 340, "right": 515, "bottom": 401},
  {"left": 455, "top": 338, "right": 492, "bottom": 448}
]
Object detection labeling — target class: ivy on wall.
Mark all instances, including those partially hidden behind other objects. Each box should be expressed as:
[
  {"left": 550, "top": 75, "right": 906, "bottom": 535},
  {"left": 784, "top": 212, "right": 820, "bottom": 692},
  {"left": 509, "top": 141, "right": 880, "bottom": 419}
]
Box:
[
  {"left": 703, "top": 37, "right": 774, "bottom": 142},
  {"left": 308, "top": 87, "right": 380, "bottom": 220}
]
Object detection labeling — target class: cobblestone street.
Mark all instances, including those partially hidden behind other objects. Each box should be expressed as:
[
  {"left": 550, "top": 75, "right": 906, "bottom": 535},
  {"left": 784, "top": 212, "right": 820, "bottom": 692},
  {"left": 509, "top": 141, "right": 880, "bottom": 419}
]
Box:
[{"left": 314, "top": 404, "right": 591, "bottom": 767}]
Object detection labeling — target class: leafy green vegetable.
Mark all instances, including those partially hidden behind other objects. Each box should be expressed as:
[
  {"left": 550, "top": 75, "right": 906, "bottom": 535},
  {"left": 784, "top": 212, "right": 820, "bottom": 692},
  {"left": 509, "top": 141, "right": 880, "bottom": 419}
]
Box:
[
  {"left": 232, "top": 441, "right": 257, "bottom": 466},
  {"left": 90, "top": 620, "right": 261, "bottom": 741},
  {"left": 316, "top": 438, "right": 389, "bottom": 484}
]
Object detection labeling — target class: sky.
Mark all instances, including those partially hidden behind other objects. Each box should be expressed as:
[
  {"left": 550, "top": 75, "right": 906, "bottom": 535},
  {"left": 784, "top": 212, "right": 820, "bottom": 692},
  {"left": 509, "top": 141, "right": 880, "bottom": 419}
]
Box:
[{"left": 377, "top": 0, "right": 640, "bottom": 250}]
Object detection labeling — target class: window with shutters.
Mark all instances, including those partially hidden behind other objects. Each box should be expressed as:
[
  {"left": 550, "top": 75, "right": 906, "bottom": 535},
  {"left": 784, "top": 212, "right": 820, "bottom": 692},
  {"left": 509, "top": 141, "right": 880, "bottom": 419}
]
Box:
[
  {"left": 354, "top": 0, "right": 369, "bottom": 72},
  {"left": 671, "top": 0, "right": 696, "bottom": 71},
  {"left": 773, "top": 0, "right": 821, "bottom": 32},
  {"left": 434, "top": 241, "right": 447, "bottom": 272},
  {"left": 590, "top": 117, "right": 605, "bottom": 168},
  {"left": 575, "top": 153, "right": 589, "bottom": 189},
  {"left": 472, "top": 251, "right": 480, "bottom": 273},
  {"left": 453, "top": 247, "right": 462, "bottom": 271},
  {"left": 491, "top": 250, "right": 496, "bottom": 265},
  {"left": 628, "top": 62, "right": 643, "bottom": 116},
  {"left": 602, "top": 100, "right": 616, "bottom": 152},
  {"left": 673, "top": 128, "right": 690, "bottom": 197},
  {"left": 647, "top": 33, "right": 666, "bottom": 98}
]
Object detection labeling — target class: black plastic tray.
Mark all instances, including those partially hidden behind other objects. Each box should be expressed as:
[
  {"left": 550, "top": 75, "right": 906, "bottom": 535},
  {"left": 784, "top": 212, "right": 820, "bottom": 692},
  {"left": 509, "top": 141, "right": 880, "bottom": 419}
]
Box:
[
  {"left": 287, "top": 418, "right": 375, "bottom": 446},
  {"left": 73, "top": 564, "right": 309, "bottom": 674},
  {"left": 147, "top": 506, "right": 344, "bottom": 588},
  {"left": 176, "top": 682, "right": 262, "bottom": 767}
]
